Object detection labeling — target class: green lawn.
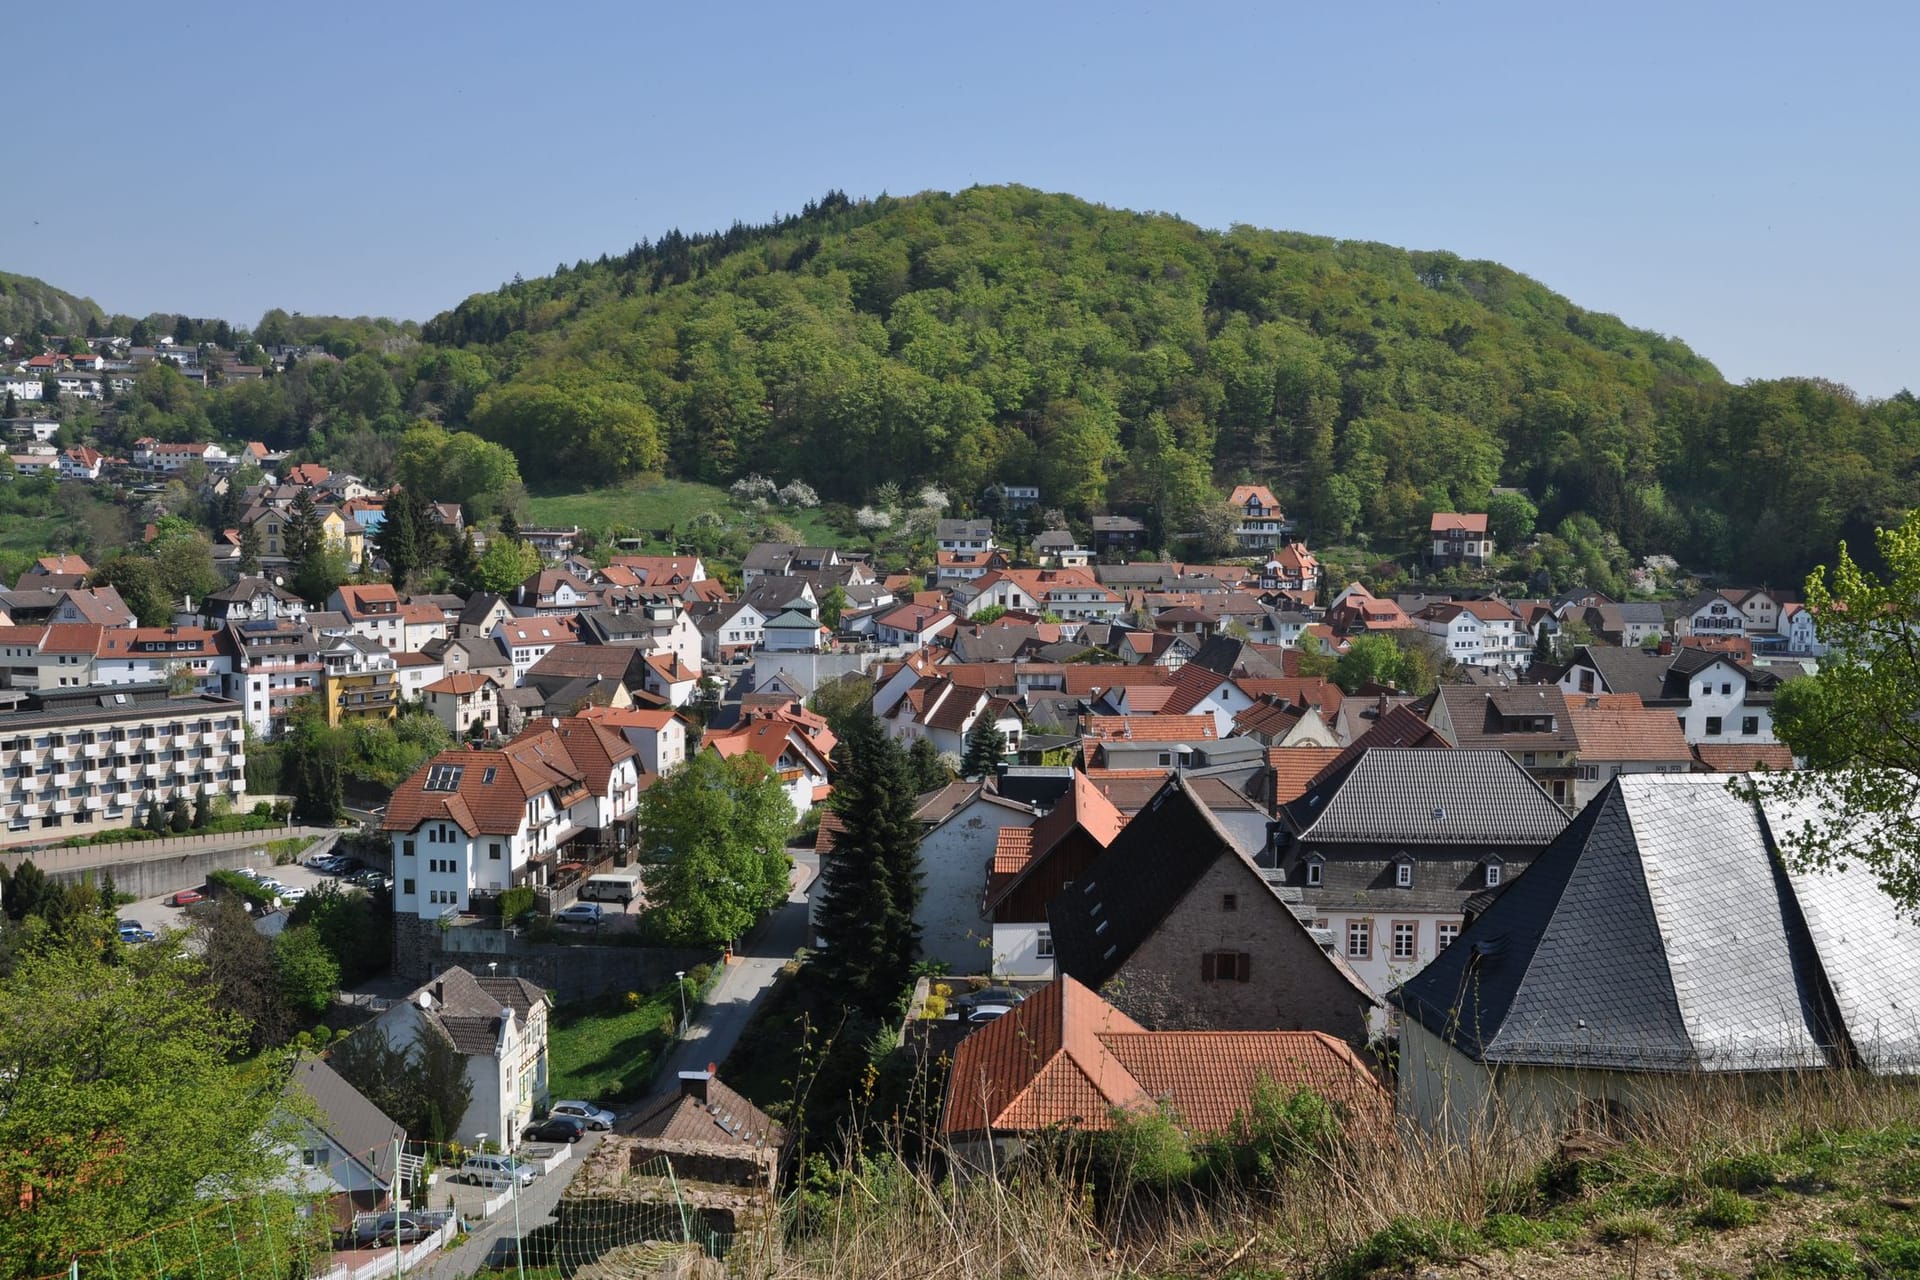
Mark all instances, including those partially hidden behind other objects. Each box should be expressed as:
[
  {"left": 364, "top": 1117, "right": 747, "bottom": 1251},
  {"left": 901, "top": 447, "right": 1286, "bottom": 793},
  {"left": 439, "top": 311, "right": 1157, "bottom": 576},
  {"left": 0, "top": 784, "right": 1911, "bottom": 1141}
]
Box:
[
  {"left": 525, "top": 476, "right": 856, "bottom": 551},
  {"left": 545, "top": 990, "right": 679, "bottom": 1104}
]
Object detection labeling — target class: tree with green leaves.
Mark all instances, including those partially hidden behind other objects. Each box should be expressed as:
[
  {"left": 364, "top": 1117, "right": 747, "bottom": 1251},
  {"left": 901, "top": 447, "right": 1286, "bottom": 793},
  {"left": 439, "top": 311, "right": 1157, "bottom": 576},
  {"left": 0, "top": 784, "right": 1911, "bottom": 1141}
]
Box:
[
  {"left": 1486, "top": 490, "right": 1539, "bottom": 549},
  {"left": 471, "top": 532, "right": 541, "bottom": 595},
  {"left": 812, "top": 705, "right": 922, "bottom": 1008},
  {"left": 808, "top": 672, "right": 876, "bottom": 738},
  {"left": 194, "top": 897, "right": 296, "bottom": 1052},
  {"left": 377, "top": 484, "right": 422, "bottom": 590},
  {"left": 1329, "top": 633, "right": 1429, "bottom": 695},
  {"left": 907, "top": 735, "right": 949, "bottom": 792},
  {"left": 819, "top": 584, "right": 848, "bottom": 631},
  {"left": 959, "top": 713, "right": 1007, "bottom": 780},
  {"left": 1743, "top": 511, "right": 1920, "bottom": 910},
  {"left": 0, "top": 932, "right": 293, "bottom": 1273},
  {"left": 283, "top": 707, "right": 346, "bottom": 824},
  {"left": 237, "top": 520, "right": 262, "bottom": 575},
  {"left": 328, "top": 1023, "right": 473, "bottom": 1145},
  {"left": 638, "top": 750, "right": 793, "bottom": 946},
  {"left": 282, "top": 487, "right": 324, "bottom": 572},
  {"left": 272, "top": 924, "right": 341, "bottom": 1018}
]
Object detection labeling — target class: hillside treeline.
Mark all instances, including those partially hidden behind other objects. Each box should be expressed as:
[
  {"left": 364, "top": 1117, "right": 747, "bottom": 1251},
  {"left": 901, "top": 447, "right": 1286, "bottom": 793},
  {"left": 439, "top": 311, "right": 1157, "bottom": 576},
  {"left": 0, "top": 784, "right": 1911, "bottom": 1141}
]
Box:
[{"left": 54, "top": 186, "right": 1920, "bottom": 582}]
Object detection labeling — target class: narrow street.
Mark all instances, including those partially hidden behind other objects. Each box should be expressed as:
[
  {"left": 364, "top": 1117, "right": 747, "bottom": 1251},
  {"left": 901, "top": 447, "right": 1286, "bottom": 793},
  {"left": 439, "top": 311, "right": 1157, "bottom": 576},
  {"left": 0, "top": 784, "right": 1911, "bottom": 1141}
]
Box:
[{"left": 653, "top": 850, "right": 817, "bottom": 1084}]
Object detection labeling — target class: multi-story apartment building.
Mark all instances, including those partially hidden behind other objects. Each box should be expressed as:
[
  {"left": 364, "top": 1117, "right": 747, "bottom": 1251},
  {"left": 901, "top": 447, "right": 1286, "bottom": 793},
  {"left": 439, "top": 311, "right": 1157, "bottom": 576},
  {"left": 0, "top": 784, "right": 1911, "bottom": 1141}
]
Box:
[
  {"left": 319, "top": 635, "right": 399, "bottom": 727},
  {"left": 220, "top": 619, "right": 323, "bottom": 739},
  {"left": 0, "top": 685, "right": 247, "bottom": 844}
]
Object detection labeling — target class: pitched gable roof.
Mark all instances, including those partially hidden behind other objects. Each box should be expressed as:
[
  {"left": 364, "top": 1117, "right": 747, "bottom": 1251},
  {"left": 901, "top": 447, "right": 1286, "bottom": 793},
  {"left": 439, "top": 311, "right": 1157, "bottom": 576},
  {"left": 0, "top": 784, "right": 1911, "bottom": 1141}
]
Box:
[
  {"left": 1049, "top": 775, "right": 1372, "bottom": 1001},
  {"left": 985, "top": 771, "right": 1126, "bottom": 910},
  {"left": 943, "top": 976, "right": 1386, "bottom": 1138},
  {"left": 1391, "top": 775, "right": 1920, "bottom": 1074},
  {"left": 287, "top": 1057, "right": 404, "bottom": 1185}
]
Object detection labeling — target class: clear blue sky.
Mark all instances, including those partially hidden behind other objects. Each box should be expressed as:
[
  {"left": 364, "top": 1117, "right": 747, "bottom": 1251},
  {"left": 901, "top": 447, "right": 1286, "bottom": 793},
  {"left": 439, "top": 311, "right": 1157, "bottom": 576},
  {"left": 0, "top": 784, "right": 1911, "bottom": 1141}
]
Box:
[{"left": 11, "top": 2, "right": 1914, "bottom": 395}]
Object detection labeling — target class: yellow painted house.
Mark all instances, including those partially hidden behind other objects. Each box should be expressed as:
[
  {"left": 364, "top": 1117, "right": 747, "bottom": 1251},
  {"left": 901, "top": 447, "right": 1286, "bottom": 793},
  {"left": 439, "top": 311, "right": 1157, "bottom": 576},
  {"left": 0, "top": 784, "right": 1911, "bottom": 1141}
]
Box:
[{"left": 319, "top": 634, "right": 399, "bottom": 727}]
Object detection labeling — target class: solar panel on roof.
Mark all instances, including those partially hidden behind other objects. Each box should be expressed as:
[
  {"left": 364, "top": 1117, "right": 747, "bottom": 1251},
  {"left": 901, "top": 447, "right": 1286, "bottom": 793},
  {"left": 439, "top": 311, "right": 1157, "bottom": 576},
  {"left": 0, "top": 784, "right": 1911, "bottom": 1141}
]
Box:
[{"left": 424, "top": 763, "right": 465, "bottom": 792}]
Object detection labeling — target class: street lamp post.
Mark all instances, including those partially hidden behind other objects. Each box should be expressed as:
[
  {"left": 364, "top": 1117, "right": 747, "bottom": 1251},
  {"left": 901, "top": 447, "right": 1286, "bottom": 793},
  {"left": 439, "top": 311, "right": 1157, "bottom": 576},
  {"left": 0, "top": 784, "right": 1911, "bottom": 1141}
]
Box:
[{"left": 674, "top": 970, "right": 688, "bottom": 1038}]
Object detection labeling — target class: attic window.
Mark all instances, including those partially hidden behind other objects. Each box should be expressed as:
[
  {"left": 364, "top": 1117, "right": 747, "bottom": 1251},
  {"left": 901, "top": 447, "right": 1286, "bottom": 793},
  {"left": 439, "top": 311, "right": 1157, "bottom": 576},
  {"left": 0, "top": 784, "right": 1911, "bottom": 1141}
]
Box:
[
  {"left": 481, "top": 767, "right": 497, "bottom": 784},
  {"left": 1306, "top": 858, "right": 1323, "bottom": 887},
  {"left": 1395, "top": 862, "right": 1414, "bottom": 888},
  {"left": 424, "top": 764, "right": 465, "bottom": 792},
  {"left": 1485, "top": 863, "right": 1503, "bottom": 888}
]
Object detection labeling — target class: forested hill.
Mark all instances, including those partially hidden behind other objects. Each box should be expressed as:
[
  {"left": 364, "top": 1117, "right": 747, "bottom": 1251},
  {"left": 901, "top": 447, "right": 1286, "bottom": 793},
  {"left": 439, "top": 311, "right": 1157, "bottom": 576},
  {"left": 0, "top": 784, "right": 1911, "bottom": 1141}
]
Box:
[
  {"left": 420, "top": 185, "right": 1916, "bottom": 583},
  {"left": 0, "top": 271, "right": 105, "bottom": 339}
]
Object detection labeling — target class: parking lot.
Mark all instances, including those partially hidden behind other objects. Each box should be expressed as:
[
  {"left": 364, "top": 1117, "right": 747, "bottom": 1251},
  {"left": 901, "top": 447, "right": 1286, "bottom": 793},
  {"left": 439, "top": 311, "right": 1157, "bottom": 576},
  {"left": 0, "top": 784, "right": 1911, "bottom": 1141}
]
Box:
[{"left": 115, "top": 845, "right": 374, "bottom": 936}]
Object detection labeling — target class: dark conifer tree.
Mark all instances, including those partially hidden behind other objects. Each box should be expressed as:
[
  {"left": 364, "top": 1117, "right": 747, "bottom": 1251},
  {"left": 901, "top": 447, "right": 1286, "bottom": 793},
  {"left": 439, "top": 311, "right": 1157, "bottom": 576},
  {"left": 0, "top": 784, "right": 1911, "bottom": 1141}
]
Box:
[
  {"left": 959, "top": 713, "right": 1007, "bottom": 781},
  {"left": 813, "top": 706, "right": 922, "bottom": 1007}
]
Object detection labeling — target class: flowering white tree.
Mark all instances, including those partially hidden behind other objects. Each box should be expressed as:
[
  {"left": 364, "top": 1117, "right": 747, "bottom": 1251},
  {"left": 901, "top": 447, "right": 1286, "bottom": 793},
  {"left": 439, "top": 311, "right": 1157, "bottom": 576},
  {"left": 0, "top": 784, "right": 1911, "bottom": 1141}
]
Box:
[
  {"left": 915, "top": 484, "right": 949, "bottom": 512},
  {"left": 729, "top": 474, "right": 777, "bottom": 502},
  {"left": 777, "top": 480, "right": 820, "bottom": 509},
  {"left": 855, "top": 505, "right": 893, "bottom": 532}
]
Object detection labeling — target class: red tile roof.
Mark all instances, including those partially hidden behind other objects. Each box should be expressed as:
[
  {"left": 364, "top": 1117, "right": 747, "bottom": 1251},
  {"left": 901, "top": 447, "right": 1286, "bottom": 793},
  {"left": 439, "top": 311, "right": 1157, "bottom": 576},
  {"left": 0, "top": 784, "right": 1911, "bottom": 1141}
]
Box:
[
  {"left": 1430, "top": 512, "right": 1489, "bottom": 534},
  {"left": 1692, "top": 742, "right": 1794, "bottom": 772},
  {"left": 943, "top": 977, "right": 1386, "bottom": 1138},
  {"left": 1566, "top": 692, "right": 1692, "bottom": 762},
  {"left": 1267, "top": 746, "right": 1347, "bottom": 807},
  {"left": 1082, "top": 714, "right": 1217, "bottom": 742},
  {"left": 991, "top": 826, "right": 1035, "bottom": 877}
]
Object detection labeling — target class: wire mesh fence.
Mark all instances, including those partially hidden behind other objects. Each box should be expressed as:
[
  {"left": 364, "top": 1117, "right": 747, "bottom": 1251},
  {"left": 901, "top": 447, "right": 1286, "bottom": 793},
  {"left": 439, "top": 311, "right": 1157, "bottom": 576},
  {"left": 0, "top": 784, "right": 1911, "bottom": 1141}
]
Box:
[{"left": 25, "top": 1141, "right": 753, "bottom": 1280}]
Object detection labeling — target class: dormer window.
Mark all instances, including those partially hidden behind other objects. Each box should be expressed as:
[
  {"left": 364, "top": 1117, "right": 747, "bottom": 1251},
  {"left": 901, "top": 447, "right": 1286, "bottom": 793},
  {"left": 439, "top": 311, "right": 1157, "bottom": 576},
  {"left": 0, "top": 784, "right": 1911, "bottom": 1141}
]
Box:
[
  {"left": 1306, "top": 856, "right": 1323, "bottom": 887},
  {"left": 1395, "top": 861, "right": 1414, "bottom": 889},
  {"left": 1485, "top": 862, "right": 1504, "bottom": 888}
]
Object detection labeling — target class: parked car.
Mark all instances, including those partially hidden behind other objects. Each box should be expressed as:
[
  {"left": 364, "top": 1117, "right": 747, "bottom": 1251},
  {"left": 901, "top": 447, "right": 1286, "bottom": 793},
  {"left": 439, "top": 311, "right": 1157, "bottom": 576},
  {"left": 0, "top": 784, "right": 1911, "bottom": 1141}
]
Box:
[
  {"left": 965, "top": 1004, "right": 1012, "bottom": 1024},
  {"left": 548, "top": 1100, "right": 616, "bottom": 1131},
  {"left": 165, "top": 889, "right": 204, "bottom": 907},
  {"left": 522, "top": 1115, "right": 587, "bottom": 1145},
  {"left": 116, "top": 920, "right": 156, "bottom": 944},
  {"left": 351, "top": 1211, "right": 433, "bottom": 1246},
  {"left": 553, "top": 902, "right": 604, "bottom": 926},
  {"left": 453, "top": 1154, "right": 535, "bottom": 1188},
  {"left": 954, "top": 986, "right": 1028, "bottom": 1011},
  {"left": 278, "top": 886, "right": 307, "bottom": 905}
]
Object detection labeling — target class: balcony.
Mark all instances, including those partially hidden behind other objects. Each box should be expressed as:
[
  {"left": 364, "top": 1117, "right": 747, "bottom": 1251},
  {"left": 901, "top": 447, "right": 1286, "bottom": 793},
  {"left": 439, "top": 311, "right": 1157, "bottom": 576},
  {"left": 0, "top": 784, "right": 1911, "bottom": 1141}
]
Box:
[
  {"left": 84, "top": 795, "right": 103, "bottom": 810},
  {"left": 144, "top": 761, "right": 167, "bottom": 778},
  {"left": 82, "top": 742, "right": 103, "bottom": 759},
  {"left": 16, "top": 751, "right": 37, "bottom": 768},
  {"left": 172, "top": 759, "right": 193, "bottom": 776},
  {"left": 82, "top": 769, "right": 103, "bottom": 785},
  {"left": 17, "top": 803, "right": 40, "bottom": 818},
  {"left": 52, "top": 799, "right": 73, "bottom": 815},
  {"left": 227, "top": 777, "right": 247, "bottom": 792},
  {"left": 171, "top": 734, "right": 193, "bottom": 750},
  {"left": 50, "top": 746, "right": 71, "bottom": 763},
  {"left": 113, "top": 766, "right": 135, "bottom": 782}
]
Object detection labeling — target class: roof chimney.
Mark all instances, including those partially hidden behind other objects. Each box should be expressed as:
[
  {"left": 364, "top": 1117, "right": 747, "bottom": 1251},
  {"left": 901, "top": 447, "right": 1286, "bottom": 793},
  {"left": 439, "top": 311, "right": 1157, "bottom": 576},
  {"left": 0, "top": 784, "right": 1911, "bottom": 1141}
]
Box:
[{"left": 679, "top": 1068, "right": 713, "bottom": 1104}]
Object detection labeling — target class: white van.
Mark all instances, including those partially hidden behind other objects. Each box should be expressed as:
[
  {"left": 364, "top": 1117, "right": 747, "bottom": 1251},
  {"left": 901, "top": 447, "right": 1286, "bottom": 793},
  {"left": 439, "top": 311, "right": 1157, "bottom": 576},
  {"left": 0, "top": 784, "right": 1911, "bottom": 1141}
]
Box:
[{"left": 579, "top": 872, "right": 641, "bottom": 905}]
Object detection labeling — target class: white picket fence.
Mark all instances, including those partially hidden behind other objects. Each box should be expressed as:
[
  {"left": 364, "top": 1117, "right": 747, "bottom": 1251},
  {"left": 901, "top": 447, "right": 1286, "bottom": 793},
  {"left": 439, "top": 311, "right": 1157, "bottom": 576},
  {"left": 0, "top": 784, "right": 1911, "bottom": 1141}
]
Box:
[{"left": 315, "top": 1218, "right": 454, "bottom": 1280}]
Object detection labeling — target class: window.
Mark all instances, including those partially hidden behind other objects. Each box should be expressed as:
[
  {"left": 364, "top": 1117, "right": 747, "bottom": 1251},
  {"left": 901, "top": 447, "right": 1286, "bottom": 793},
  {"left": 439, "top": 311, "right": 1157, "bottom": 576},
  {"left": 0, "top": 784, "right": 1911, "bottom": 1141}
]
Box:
[
  {"left": 1306, "top": 859, "right": 1322, "bottom": 887},
  {"left": 1157, "top": 751, "right": 1172, "bottom": 767},
  {"left": 1438, "top": 922, "right": 1460, "bottom": 951},
  {"left": 1392, "top": 921, "right": 1417, "bottom": 960},
  {"left": 1522, "top": 751, "right": 1537, "bottom": 767},
  {"left": 1036, "top": 930, "right": 1054, "bottom": 959},
  {"left": 1705, "top": 716, "right": 1723, "bottom": 736},
  {"left": 1721, "top": 682, "right": 1732, "bottom": 696},
  {"left": 1578, "top": 764, "right": 1599, "bottom": 781},
  {"left": 1485, "top": 863, "right": 1503, "bottom": 888},
  {"left": 1346, "top": 920, "right": 1371, "bottom": 959},
  {"left": 1202, "top": 950, "right": 1250, "bottom": 983},
  {"left": 1221, "top": 893, "right": 1238, "bottom": 912},
  {"left": 490, "top": 842, "right": 503, "bottom": 860},
  {"left": 402, "top": 839, "right": 415, "bottom": 858},
  {"left": 402, "top": 878, "right": 416, "bottom": 896},
  {"left": 1742, "top": 715, "right": 1759, "bottom": 736},
  {"left": 1395, "top": 862, "right": 1413, "bottom": 888}
]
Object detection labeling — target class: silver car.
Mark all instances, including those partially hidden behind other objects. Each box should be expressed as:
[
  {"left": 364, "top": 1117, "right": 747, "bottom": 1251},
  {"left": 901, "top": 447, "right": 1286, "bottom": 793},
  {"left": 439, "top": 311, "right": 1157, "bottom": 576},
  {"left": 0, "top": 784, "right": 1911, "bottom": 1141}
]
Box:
[{"left": 548, "top": 1099, "right": 616, "bottom": 1130}]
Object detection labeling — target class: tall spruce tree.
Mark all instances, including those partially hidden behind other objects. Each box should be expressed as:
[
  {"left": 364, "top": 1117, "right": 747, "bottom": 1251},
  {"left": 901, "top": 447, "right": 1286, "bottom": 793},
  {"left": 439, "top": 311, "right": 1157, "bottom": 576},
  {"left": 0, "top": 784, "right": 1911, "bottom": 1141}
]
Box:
[
  {"left": 283, "top": 488, "right": 323, "bottom": 568},
  {"left": 906, "top": 735, "right": 949, "bottom": 792},
  {"left": 813, "top": 706, "right": 922, "bottom": 1007},
  {"left": 959, "top": 712, "right": 1007, "bottom": 780},
  {"left": 377, "top": 486, "right": 421, "bottom": 590}
]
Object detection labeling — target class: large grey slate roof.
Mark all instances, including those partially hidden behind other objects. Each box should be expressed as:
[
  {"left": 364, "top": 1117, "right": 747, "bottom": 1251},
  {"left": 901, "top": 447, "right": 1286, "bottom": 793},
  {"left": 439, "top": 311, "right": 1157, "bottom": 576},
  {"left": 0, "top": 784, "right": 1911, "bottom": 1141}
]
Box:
[
  {"left": 1286, "top": 749, "right": 1569, "bottom": 846},
  {"left": 1392, "top": 774, "right": 1920, "bottom": 1075}
]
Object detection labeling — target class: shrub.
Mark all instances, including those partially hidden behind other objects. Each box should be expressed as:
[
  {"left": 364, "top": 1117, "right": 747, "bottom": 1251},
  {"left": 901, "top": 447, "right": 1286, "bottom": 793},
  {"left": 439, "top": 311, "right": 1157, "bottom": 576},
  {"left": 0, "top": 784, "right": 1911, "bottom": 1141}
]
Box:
[
  {"left": 1334, "top": 1217, "right": 1481, "bottom": 1279},
  {"left": 1694, "top": 1187, "right": 1762, "bottom": 1230},
  {"left": 498, "top": 886, "right": 536, "bottom": 923},
  {"left": 1594, "top": 1210, "right": 1663, "bottom": 1244},
  {"left": 1777, "top": 1237, "right": 1862, "bottom": 1277},
  {"left": 1095, "top": 1106, "right": 1195, "bottom": 1191},
  {"left": 1702, "top": 1151, "right": 1782, "bottom": 1192}
]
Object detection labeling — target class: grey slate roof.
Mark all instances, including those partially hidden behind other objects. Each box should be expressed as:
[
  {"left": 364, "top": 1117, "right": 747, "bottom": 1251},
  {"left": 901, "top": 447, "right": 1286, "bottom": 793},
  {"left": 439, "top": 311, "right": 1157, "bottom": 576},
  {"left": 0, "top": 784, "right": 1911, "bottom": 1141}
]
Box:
[
  {"left": 1391, "top": 775, "right": 1920, "bottom": 1075},
  {"left": 288, "top": 1057, "right": 405, "bottom": 1184},
  {"left": 1286, "top": 749, "right": 1568, "bottom": 846}
]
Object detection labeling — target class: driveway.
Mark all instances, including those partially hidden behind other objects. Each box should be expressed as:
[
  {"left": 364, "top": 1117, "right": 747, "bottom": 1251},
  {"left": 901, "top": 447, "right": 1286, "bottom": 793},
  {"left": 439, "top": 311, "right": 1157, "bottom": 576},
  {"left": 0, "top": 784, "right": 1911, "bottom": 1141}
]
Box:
[{"left": 652, "top": 851, "right": 817, "bottom": 1084}]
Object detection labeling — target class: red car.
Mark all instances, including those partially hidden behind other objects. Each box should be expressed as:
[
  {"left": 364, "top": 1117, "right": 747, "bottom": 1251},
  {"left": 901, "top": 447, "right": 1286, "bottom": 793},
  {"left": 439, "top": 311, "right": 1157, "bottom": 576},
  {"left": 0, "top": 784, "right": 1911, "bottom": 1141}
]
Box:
[{"left": 166, "top": 889, "right": 205, "bottom": 907}]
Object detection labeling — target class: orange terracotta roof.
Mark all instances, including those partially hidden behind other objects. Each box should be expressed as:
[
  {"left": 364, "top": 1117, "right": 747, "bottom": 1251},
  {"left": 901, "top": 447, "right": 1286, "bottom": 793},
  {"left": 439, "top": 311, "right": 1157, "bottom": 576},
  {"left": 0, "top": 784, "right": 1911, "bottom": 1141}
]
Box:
[
  {"left": 1267, "top": 746, "right": 1347, "bottom": 807},
  {"left": 943, "top": 977, "right": 1387, "bottom": 1138},
  {"left": 1566, "top": 692, "right": 1692, "bottom": 762},
  {"left": 1082, "top": 714, "right": 1217, "bottom": 742},
  {"left": 579, "top": 705, "right": 680, "bottom": 731},
  {"left": 1430, "top": 512, "right": 1488, "bottom": 534},
  {"left": 992, "top": 826, "right": 1035, "bottom": 877},
  {"left": 424, "top": 671, "right": 493, "bottom": 696},
  {"left": 1692, "top": 742, "right": 1794, "bottom": 772}
]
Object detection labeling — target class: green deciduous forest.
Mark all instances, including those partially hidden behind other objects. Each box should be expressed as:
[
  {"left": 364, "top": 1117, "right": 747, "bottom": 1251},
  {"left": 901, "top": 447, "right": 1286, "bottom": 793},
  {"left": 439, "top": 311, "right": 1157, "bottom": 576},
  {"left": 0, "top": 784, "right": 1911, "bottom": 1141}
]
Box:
[{"left": 25, "top": 186, "right": 1920, "bottom": 584}]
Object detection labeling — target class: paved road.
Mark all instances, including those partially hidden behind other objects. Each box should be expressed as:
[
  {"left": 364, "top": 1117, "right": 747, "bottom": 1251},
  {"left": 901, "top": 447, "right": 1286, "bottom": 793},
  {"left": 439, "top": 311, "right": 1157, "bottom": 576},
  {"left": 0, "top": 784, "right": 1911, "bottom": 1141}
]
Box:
[
  {"left": 653, "top": 850, "right": 817, "bottom": 1086},
  {"left": 413, "top": 1132, "right": 604, "bottom": 1279}
]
